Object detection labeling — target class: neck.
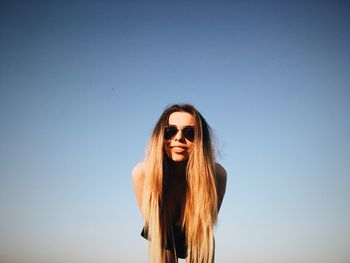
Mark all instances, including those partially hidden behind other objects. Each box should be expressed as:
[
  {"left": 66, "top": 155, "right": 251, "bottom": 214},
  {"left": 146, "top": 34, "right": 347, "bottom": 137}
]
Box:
[
  {"left": 167, "top": 160, "right": 188, "bottom": 185},
  {"left": 173, "top": 161, "right": 187, "bottom": 174}
]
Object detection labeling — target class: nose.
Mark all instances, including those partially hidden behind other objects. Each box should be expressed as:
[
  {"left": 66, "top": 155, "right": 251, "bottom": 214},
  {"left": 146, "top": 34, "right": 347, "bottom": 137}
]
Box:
[{"left": 174, "top": 129, "right": 186, "bottom": 142}]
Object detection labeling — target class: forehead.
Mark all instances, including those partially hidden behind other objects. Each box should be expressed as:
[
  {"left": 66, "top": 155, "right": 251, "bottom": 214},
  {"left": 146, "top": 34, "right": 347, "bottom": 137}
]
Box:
[{"left": 168, "top": 111, "right": 194, "bottom": 126}]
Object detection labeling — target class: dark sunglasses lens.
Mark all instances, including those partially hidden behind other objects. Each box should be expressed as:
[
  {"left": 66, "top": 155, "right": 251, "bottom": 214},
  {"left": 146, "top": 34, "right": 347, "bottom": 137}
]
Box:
[
  {"left": 164, "top": 126, "right": 178, "bottom": 140},
  {"left": 183, "top": 127, "right": 194, "bottom": 141}
]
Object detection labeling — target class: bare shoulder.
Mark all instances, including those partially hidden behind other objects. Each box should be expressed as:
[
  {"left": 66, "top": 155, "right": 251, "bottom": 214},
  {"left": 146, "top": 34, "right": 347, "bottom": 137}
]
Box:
[
  {"left": 131, "top": 161, "right": 145, "bottom": 182},
  {"left": 131, "top": 162, "right": 146, "bottom": 210},
  {"left": 215, "top": 162, "right": 227, "bottom": 211},
  {"left": 215, "top": 162, "right": 227, "bottom": 184}
]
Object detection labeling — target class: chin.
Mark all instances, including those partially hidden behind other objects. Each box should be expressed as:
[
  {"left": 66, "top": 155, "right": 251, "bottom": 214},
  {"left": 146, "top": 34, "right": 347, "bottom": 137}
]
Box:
[
  {"left": 170, "top": 154, "right": 189, "bottom": 162},
  {"left": 172, "top": 158, "right": 187, "bottom": 162}
]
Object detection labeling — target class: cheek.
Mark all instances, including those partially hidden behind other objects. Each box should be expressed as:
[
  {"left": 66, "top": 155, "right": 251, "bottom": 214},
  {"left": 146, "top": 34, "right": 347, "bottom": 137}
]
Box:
[
  {"left": 163, "top": 141, "right": 171, "bottom": 156},
  {"left": 188, "top": 143, "right": 194, "bottom": 154}
]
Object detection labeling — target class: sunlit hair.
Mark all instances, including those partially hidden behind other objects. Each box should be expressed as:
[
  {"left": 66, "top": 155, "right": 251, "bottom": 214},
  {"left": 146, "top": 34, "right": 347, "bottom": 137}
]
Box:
[{"left": 141, "top": 104, "right": 218, "bottom": 263}]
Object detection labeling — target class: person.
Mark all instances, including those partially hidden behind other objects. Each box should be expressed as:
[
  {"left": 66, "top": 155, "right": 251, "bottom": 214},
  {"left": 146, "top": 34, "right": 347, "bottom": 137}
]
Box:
[{"left": 132, "top": 104, "right": 227, "bottom": 263}]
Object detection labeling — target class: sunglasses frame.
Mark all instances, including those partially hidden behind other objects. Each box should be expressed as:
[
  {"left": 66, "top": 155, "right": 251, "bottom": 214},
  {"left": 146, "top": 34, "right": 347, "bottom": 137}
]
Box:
[{"left": 164, "top": 125, "right": 195, "bottom": 142}]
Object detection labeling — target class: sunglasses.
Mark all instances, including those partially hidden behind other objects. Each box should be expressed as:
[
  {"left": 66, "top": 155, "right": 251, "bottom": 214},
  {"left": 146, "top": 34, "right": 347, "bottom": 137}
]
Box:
[{"left": 164, "top": 125, "right": 195, "bottom": 142}]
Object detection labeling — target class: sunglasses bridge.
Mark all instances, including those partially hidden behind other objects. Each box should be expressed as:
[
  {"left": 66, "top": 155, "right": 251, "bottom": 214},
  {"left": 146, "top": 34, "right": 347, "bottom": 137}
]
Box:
[{"left": 164, "top": 125, "right": 195, "bottom": 141}]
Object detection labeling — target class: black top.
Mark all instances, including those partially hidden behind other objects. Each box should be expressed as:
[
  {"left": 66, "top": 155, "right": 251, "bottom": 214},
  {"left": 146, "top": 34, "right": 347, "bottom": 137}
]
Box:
[{"left": 141, "top": 223, "right": 187, "bottom": 259}]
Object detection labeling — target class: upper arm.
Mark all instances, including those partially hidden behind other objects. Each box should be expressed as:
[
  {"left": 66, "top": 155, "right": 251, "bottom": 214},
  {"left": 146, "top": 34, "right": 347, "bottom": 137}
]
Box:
[
  {"left": 131, "top": 162, "right": 145, "bottom": 211},
  {"left": 215, "top": 163, "right": 227, "bottom": 212}
]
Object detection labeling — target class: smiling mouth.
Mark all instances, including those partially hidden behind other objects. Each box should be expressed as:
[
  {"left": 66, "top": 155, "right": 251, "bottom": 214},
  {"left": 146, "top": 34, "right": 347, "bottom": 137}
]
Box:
[{"left": 171, "top": 146, "right": 187, "bottom": 153}]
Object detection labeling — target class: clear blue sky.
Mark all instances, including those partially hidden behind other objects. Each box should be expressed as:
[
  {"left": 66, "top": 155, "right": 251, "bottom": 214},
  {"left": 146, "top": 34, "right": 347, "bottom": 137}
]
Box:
[{"left": 0, "top": 1, "right": 349, "bottom": 262}]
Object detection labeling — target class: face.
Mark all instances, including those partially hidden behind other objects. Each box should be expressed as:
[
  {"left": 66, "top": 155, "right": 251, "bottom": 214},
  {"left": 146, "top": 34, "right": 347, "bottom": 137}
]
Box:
[{"left": 163, "top": 111, "right": 195, "bottom": 162}]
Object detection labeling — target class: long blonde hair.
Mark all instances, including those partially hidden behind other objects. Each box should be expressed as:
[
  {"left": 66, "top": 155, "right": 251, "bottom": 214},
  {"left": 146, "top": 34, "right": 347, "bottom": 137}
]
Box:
[{"left": 141, "top": 104, "right": 218, "bottom": 263}]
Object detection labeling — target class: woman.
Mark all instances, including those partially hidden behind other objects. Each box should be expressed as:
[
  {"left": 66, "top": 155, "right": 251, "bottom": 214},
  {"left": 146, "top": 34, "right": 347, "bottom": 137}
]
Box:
[{"left": 132, "top": 104, "right": 227, "bottom": 263}]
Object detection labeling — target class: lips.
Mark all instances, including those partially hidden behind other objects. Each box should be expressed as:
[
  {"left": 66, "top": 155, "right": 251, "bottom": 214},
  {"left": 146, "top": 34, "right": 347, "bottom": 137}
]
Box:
[
  {"left": 171, "top": 146, "right": 188, "bottom": 153},
  {"left": 171, "top": 145, "right": 187, "bottom": 149}
]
